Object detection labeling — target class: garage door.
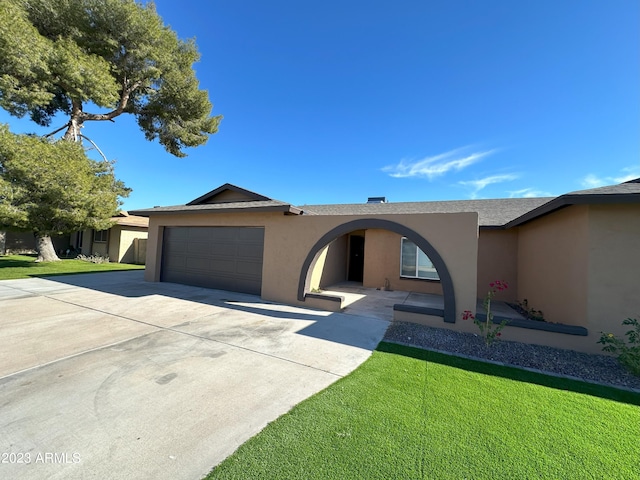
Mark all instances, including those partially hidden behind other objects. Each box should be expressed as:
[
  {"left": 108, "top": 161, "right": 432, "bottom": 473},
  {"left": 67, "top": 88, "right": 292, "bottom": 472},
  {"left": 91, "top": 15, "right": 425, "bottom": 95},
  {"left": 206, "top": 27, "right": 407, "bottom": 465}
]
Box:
[{"left": 161, "top": 227, "right": 264, "bottom": 295}]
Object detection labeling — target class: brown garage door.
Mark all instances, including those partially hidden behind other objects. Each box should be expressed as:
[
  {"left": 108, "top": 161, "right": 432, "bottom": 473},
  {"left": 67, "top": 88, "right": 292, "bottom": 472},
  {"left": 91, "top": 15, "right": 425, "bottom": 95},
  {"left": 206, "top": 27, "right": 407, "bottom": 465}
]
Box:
[{"left": 161, "top": 227, "right": 264, "bottom": 295}]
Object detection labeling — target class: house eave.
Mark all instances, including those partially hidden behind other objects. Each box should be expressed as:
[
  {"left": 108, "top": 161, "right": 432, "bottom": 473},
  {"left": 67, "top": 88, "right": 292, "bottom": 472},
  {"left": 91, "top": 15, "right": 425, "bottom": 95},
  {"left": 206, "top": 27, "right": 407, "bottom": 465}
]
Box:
[
  {"left": 505, "top": 193, "right": 640, "bottom": 228},
  {"left": 129, "top": 204, "right": 302, "bottom": 217}
]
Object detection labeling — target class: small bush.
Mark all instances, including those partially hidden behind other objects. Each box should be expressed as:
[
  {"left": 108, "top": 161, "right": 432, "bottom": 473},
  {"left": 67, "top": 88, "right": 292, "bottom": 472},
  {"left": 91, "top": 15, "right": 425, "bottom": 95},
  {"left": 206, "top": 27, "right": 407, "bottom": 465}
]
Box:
[
  {"left": 517, "top": 299, "right": 545, "bottom": 322},
  {"left": 76, "top": 253, "right": 110, "bottom": 264},
  {"left": 598, "top": 318, "right": 640, "bottom": 377}
]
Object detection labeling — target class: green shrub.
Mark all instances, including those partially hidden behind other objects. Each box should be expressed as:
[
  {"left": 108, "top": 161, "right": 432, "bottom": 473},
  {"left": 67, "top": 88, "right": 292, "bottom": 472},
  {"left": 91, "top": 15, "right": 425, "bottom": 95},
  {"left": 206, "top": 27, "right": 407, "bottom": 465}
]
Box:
[
  {"left": 598, "top": 318, "right": 640, "bottom": 377},
  {"left": 76, "top": 253, "right": 110, "bottom": 264},
  {"left": 517, "top": 298, "right": 545, "bottom": 322}
]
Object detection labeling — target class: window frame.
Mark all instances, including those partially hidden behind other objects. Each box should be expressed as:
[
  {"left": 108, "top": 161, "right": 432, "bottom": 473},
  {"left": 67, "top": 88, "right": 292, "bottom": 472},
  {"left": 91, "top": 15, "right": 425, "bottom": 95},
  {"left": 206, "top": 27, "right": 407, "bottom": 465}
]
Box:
[
  {"left": 93, "top": 229, "right": 108, "bottom": 243},
  {"left": 399, "top": 237, "right": 439, "bottom": 281}
]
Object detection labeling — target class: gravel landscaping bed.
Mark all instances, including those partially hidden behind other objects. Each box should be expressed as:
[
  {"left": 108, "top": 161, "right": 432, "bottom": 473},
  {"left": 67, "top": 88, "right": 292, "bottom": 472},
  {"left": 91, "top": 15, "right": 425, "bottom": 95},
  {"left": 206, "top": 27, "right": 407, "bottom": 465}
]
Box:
[{"left": 384, "top": 321, "right": 640, "bottom": 391}]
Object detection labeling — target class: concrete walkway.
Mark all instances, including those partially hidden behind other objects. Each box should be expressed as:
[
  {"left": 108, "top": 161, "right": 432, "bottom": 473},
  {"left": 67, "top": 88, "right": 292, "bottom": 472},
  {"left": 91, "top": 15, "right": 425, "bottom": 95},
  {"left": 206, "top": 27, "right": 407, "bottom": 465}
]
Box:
[
  {"left": 0, "top": 271, "right": 388, "bottom": 480},
  {"left": 323, "top": 282, "right": 526, "bottom": 322}
]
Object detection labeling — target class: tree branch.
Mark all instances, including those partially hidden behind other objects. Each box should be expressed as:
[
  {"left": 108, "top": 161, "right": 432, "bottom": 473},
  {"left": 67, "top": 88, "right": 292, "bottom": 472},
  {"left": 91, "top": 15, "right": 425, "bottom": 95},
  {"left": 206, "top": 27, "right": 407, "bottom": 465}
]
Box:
[
  {"left": 81, "top": 80, "right": 142, "bottom": 122},
  {"left": 44, "top": 122, "right": 71, "bottom": 138}
]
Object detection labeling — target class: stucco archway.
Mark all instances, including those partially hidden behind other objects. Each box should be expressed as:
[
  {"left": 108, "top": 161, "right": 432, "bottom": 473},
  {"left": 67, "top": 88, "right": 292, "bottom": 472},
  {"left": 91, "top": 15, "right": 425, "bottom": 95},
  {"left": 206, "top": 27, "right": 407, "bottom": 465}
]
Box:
[{"left": 297, "top": 219, "right": 456, "bottom": 323}]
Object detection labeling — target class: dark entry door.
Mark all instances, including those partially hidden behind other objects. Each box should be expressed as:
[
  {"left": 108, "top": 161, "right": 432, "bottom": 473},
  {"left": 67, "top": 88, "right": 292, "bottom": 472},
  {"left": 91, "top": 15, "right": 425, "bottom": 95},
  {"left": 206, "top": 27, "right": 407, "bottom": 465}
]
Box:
[{"left": 348, "top": 235, "right": 365, "bottom": 282}]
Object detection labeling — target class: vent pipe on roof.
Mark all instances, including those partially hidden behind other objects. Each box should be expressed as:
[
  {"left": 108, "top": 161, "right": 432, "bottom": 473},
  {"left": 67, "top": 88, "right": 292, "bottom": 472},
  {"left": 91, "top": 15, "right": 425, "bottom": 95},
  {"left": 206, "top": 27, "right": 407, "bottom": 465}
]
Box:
[{"left": 367, "top": 196, "right": 387, "bottom": 204}]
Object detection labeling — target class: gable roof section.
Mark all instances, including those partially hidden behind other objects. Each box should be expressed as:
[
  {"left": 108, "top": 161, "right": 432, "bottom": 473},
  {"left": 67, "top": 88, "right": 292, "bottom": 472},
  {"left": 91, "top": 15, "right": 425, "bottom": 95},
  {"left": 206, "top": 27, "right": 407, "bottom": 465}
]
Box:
[
  {"left": 302, "top": 198, "right": 553, "bottom": 227},
  {"left": 130, "top": 184, "right": 303, "bottom": 217},
  {"left": 505, "top": 180, "right": 640, "bottom": 228},
  {"left": 186, "top": 183, "right": 271, "bottom": 205}
]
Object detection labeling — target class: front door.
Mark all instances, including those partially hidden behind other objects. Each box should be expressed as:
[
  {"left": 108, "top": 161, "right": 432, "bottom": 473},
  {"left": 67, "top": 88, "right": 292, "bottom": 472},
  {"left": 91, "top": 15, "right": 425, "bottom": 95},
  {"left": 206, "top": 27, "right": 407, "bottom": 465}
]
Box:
[{"left": 348, "top": 235, "right": 365, "bottom": 282}]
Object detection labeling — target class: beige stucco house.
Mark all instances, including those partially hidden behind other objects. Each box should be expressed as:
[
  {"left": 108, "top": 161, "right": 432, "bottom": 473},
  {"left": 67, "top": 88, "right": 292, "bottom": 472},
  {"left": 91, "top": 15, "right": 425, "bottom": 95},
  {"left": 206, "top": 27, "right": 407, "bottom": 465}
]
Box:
[
  {"left": 72, "top": 211, "right": 148, "bottom": 264},
  {"left": 131, "top": 180, "right": 640, "bottom": 354},
  {"left": 1, "top": 212, "right": 148, "bottom": 263}
]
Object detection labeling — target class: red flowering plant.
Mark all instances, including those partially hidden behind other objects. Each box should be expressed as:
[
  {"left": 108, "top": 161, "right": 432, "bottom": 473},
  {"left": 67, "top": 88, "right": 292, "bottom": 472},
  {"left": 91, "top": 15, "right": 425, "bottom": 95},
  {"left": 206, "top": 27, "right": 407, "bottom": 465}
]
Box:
[{"left": 462, "top": 280, "right": 509, "bottom": 347}]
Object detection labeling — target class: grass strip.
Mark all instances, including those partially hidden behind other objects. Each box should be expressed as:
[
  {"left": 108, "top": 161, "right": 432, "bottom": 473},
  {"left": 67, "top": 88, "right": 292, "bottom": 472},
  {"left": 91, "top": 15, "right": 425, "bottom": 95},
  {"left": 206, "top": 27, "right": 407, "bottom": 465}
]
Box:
[
  {"left": 208, "top": 342, "right": 640, "bottom": 480},
  {"left": 0, "top": 254, "right": 144, "bottom": 280}
]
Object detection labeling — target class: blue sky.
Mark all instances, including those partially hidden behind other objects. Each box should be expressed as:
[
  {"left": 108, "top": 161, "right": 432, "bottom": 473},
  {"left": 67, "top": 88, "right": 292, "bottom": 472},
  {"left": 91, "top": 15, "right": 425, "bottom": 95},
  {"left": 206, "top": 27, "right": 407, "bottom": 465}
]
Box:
[{"left": 1, "top": 0, "right": 638, "bottom": 209}]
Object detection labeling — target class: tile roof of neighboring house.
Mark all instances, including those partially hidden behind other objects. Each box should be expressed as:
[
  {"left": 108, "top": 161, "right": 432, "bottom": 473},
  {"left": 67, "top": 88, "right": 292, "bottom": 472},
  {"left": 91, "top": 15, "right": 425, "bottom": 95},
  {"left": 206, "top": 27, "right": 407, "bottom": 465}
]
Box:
[
  {"left": 112, "top": 211, "right": 149, "bottom": 228},
  {"left": 301, "top": 198, "right": 554, "bottom": 227}
]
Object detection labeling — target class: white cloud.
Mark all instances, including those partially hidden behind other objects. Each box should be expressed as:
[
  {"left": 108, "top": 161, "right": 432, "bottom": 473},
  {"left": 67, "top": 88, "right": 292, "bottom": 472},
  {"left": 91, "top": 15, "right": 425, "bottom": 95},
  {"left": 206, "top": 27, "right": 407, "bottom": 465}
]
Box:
[
  {"left": 508, "top": 188, "right": 554, "bottom": 198},
  {"left": 581, "top": 166, "right": 640, "bottom": 189},
  {"left": 459, "top": 174, "right": 519, "bottom": 199},
  {"left": 382, "top": 146, "right": 497, "bottom": 179},
  {"left": 581, "top": 174, "right": 606, "bottom": 189}
]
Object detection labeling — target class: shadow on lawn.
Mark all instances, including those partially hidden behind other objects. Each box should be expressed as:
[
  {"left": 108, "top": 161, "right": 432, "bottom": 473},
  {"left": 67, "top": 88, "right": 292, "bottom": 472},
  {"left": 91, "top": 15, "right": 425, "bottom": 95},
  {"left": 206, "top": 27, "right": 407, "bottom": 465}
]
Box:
[
  {"left": 0, "top": 255, "right": 39, "bottom": 269},
  {"left": 377, "top": 342, "right": 640, "bottom": 406}
]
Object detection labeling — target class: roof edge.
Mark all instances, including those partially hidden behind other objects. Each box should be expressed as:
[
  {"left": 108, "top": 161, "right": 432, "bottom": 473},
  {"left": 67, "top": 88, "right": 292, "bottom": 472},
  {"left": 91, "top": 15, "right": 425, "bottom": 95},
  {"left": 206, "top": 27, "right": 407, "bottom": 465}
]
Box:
[
  {"left": 129, "top": 204, "right": 302, "bottom": 217},
  {"left": 186, "top": 183, "right": 272, "bottom": 206},
  {"left": 506, "top": 192, "right": 640, "bottom": 228}
]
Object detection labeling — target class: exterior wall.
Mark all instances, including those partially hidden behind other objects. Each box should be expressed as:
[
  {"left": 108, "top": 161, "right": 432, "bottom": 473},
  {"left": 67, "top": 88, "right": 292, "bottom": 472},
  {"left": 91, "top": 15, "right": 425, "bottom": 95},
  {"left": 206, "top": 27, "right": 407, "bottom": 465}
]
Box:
[
  {"left": 587, "top": 204, "right": 640, "bottom": 339},
  {"left": 107, "top": 226, "right": 122, "bottom": 262},
  {"left": 91, "top": 230, "right": 109, "bottom": 257},
  {"left": 109, "top": 226, "right": 148, "bottom": 263},
  {"left": 310, "top": 235, "right": 348, "bottom": 289},
  {"left": 133, "top": 238, "right": 147, "bottom": 265},
  {"left": 362, "top": 229, "right": 443, "bottom": 295},
  {"left": 476, "top": 229, "right": 518, "bottom": 302},
  {"left": 77, "top": 229, "right": 92, "bottom": 255},
  {"left": 144, "top": 211, "right": 479, "bottom": 322},
  {"left": 517, "top": 205, "right": 589, "bottom": 328}
]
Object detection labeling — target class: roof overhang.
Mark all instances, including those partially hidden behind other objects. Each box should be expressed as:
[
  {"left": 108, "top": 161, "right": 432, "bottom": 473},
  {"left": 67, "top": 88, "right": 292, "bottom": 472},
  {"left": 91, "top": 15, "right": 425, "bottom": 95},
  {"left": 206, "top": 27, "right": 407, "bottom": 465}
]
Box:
[
  {"left": 129, "top": 204, "right": 303, "bottom": 217},
  {"left": 505, "top": 193, "right": 640, "bottom": 228}
]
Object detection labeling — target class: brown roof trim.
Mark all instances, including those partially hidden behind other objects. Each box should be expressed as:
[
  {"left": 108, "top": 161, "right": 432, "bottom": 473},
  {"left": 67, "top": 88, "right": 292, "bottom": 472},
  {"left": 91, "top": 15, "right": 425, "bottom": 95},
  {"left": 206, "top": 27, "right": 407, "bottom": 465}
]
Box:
[
  {"left": 186, "top": 183, "right": 271, "bottom": 205},
  {"left": 130, "top": 204, "right": 302, "bottom": 217},
  {"left": 505, "top": 192, "right": 640, "bottom": 228}
]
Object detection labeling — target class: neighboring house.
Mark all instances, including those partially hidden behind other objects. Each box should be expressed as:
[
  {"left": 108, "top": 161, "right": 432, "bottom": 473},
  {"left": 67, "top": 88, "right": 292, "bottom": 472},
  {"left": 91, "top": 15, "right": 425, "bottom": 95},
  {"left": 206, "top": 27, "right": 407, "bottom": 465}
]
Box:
[
  {"left": 73, "top": 211, "right": 149, "bottom": 264},
  {"left": 1, "top": 211, "right": 148, "bottom": 264},
  {"left": 0, "top": 231, "right": 70, "bottom": 256},
  {"left": 131, "top": 180, "right": 640, "bottom": 354}
]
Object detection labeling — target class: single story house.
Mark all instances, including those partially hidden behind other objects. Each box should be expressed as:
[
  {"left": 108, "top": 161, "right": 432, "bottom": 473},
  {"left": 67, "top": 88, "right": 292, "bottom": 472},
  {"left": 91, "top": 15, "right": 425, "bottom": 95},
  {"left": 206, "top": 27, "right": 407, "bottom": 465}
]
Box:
[
  {"left": 131, "top": 180, "right": 640, "bottom": 354},
  {"left": 72, "top": 211, "right": 149, "bottom": 264},
  {"left": 1, "top": 211, "right": 148, "bottom": 264}
]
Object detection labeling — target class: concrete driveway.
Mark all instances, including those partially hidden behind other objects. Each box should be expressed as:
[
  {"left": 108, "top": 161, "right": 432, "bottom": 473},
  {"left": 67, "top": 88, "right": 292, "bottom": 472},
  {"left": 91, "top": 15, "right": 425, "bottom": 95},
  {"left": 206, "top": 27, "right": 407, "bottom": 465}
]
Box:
[{"left": 0, "top": 271, "right": 388, "bottom": 480}]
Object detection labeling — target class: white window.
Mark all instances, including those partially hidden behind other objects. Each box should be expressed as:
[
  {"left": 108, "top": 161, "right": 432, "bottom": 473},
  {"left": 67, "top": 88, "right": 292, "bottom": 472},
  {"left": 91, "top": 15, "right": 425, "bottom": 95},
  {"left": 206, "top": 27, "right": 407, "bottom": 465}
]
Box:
[
  {"left": 94, "top": 230, "right": 108, "bottom": 243},
  {"left": 400, "top": 237, "right": 439, "bottom": 280}
]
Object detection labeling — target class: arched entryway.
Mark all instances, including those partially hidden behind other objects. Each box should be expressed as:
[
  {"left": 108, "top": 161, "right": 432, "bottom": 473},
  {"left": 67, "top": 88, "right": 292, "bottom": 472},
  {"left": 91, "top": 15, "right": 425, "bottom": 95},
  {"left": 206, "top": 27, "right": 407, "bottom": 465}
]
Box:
[{"left": 297, "top": 219, "right": 456, "bottom": 323}]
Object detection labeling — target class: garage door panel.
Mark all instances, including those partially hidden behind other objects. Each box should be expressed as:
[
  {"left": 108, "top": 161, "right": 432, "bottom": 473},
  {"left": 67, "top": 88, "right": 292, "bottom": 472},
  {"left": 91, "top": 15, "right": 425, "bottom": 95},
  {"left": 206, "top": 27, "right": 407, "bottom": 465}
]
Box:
[
  {"left": 161, "top": 227, "right": 264, "bottom": 295},
  {"left": 165, "top": 227, "right": 188, "bottom": 241},
  {"left": 209, "top": 259, "right": 237, "bottom": 275},
  {"left": 163, "top": 254, "right": 186, "bottom": 270},
  {"left": 236, "top": 260, "right": 262, "bottom": 276},
  {"left": 237, "top": 244, "right": 263, "bottom": 259},
  {"left": 184, "top": 256, "right": 213, "bottom": 272},
  {"left": 237, "top": 228, "right": 264, "bottom": 242},
  {"left": 186, "top": 242, "right": 211, "bottom": 254},
  {"left": 211, "top": 228, "right": 237, "bottom": 242},
  {"left": 211, "top": 243, "right": 237, "bottom": 256},
  {"left": 187, "top": 228, "right": 213, "bottom": 242}
]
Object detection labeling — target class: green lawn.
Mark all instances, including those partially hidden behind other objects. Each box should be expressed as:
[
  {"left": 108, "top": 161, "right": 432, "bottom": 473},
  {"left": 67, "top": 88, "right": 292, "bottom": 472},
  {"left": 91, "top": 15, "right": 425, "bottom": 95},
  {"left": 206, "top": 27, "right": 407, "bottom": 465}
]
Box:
[
  {"left": 0, "top": 254, "right": 144, "bottom": 280},
  {"left": 208, "top": 342, "right": 640, "bottom": 480}
]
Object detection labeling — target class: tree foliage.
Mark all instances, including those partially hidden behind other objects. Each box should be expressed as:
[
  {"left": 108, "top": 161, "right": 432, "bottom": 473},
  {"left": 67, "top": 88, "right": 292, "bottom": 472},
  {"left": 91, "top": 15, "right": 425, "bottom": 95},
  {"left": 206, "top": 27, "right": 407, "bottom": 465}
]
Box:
[
  {"left": 0, "top": 0, "right": 221, "bottom": 157},
  {"left": 0, "top": 124, "right": 130, "bottom": 238}
]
